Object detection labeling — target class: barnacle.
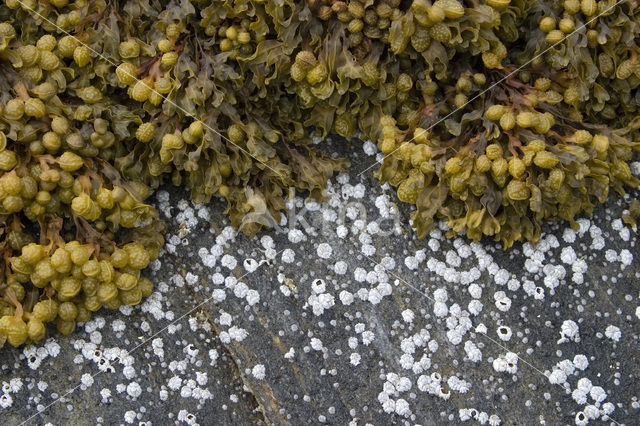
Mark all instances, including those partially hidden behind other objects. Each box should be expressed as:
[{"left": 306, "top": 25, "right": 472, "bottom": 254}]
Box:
[{"left": 0, "top": 0, "right": 639, "bottom": 346}]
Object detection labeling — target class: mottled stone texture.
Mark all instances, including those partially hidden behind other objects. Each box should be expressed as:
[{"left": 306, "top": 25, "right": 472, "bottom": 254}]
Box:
[{"left": 1, "top": 141, "right": 639, "bottom": 425}]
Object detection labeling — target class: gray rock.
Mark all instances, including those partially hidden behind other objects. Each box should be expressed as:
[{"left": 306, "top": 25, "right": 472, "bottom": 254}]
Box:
[{"left": 1, "top": 138, "right": 639, "bottom": 425}]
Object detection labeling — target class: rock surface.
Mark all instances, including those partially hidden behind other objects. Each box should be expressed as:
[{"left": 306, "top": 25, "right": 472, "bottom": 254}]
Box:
[{"left": 1, "top": 138, "right": 639, "bottom": 425}]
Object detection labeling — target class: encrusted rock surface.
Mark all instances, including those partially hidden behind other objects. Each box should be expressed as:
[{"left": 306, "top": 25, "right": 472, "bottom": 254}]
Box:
[{"left": 1, "top": 138, "right": 639, "bottom": 425}]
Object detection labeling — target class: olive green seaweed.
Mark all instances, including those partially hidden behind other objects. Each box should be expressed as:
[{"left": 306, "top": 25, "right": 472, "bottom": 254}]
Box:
[{"left": 0, "top": 0, "right": 639, "bottom": 346}]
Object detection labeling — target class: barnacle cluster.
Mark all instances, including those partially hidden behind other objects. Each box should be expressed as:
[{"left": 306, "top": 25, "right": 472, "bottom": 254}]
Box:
[{"left": 0, "top": 0, "right": 639, "bottom": 345}]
